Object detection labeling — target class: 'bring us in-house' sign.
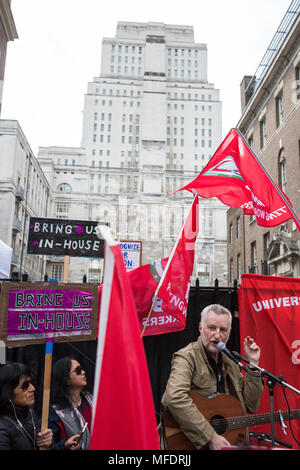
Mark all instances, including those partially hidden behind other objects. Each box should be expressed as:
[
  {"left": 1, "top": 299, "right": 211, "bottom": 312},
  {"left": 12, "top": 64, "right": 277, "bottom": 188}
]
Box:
[
  {"left": 0, "top": 282, "right": 98, "bottom": 346},
  {"left": 27, "top": 217, "right": 108, "bottom": 258}
]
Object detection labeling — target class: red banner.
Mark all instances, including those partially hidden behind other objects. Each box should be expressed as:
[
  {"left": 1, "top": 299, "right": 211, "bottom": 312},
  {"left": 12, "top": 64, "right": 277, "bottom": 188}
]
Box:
[
  {"left": 91, "top": 236, "right": 160, "bottom": 450},
  {"left": 239, "top": 274, "right": 300, "bottom": 449}
]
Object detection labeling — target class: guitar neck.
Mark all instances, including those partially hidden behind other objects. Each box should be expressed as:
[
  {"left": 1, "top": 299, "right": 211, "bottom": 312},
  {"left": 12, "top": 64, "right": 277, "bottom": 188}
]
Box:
[{"left": 228, "top": 409, "right": 300, "bottom": 430}]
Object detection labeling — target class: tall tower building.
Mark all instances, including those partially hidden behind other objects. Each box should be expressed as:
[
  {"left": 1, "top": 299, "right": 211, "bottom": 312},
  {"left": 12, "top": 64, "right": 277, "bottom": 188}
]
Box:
[
  {"left": 82, "top": 22, "right": 221, "bottom": 175},
  {"left": 39, "top": 22, "right": 227, "bottom": 285}
]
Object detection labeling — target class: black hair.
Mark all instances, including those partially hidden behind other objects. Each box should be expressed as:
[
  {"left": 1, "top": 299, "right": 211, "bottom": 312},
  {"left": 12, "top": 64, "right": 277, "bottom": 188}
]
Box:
[
  {"left": 50, "top": 357, "right": 77, "bottom": 410},
  {"left": 0, "top": 363, "right": 32, "bottom": 415}
]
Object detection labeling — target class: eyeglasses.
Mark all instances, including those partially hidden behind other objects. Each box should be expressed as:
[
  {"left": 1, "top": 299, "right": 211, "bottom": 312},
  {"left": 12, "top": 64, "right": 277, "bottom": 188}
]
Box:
[
  {"left": 20, "top": 379, "right": 34, "bottom": 391},
  {"left": 70, "top": 365, "right": 84, "bottom": 376}
]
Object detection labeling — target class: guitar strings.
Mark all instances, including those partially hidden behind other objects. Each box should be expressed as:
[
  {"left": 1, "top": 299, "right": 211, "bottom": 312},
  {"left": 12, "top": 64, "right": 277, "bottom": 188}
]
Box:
[{"left": 210, "top": 409, "right": 299, "bottom": 433}]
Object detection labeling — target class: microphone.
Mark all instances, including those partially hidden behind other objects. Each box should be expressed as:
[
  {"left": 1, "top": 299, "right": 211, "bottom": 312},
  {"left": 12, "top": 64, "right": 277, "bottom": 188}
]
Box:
[{"left": 216, "top": 342, "right": 247, "bottom": 371}]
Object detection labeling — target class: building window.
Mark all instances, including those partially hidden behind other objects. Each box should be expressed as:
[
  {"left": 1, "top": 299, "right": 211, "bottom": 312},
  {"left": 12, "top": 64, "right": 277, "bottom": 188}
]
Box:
[
  {"left": 276, "top": 93, "right": 284, "bottom": 127},
  {"left": 229, "top": 224, "right": 233, "bottom": 243},
  {"left": 278, "top": 149, "right": 287, "bottom": 193},
  {"left": 250, "top": 241, "right": 257, "bottom": 273},
  {"left": 57, "top": 183, "right": 72, "bottom": 193},
  {"left": 237, "top": 253, "right": 241, "bottom": 281},
  {"left": 263, "top": 232, "right": 270, "bottom": 258},
  {"left": 236, "top": 217, "right": 240, "bottom": 238},
  {"left": 248, "top": 135, "right": 253, "bottom": 148},
  {"left": 295, "top": 65, "right": 300, "bottom": 103},
  {"left": 56, "top": 202, "right": 69, "bottom": 213},
  {"left": 259, "top": 117, "right": 267, "bottom": 148},
  {"left": 51, "top": 264, "right": 63, "bottom": 281},
  {"left": 229, "top": 258, "right": 234, "bottom": 284}
]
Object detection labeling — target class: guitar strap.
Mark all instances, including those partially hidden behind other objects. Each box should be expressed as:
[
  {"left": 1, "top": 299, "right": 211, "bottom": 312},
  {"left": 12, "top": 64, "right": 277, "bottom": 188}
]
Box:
[{"left": 158, "top": 408, "right": 167, "bottom": 450}]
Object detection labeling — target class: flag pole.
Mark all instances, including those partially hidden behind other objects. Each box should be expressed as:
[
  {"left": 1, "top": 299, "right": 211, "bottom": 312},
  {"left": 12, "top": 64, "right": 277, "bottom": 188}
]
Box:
[
  {"left": 235, "top": 128, "right": 300, "bottom": 231},
  {"left": 92, "top": 225, "right": 118, "bottom": 431},
  {"left": 141, "top": 193, "right": 198, "bottom": 337}
]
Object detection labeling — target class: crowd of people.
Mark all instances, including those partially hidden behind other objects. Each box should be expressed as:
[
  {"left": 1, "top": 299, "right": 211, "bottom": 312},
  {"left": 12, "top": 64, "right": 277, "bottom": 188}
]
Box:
[
  {"left": 0, "top": 357, "right": 92, "bottom": 450},
  {"left": 0, "top": 303, "right": 264, "bottom": 451}
]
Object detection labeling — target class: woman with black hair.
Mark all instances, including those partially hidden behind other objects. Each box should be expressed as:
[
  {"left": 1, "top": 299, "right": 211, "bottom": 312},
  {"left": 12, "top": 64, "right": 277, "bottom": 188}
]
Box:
[
  {"left": 48, "top": 357, "right": 92, "bottom": 450},
  {"left": 0, "top": 363, "right": 53, "bottom": 450}
]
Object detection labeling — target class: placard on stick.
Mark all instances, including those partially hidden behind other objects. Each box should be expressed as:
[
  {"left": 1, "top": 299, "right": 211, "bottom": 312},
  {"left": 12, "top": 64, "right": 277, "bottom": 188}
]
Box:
[
  {"left": 0, "top": 282, "right": 98, "bottom": 346},
  {"left": 27, "top": 217, "right": 107, "bottom": 258},
  {"left": 0, "top": 281, "right": 99, "bottom": 442}
]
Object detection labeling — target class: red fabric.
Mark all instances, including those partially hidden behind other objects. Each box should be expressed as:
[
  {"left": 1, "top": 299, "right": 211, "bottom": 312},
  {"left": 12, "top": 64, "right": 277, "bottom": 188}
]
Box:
[
  {"left": 156, "top": 195, "right": 199, "bottom": 326},
  {"left": 179, "top": 128, "right": 299, "bottom": 230},
  {"left": 81, "top": 401, "right": 92, "bottom": 431},
  {"left": 98, "top": 257, "right": 184, "bottom": 336},
  {"left": 58, "top": 421, "right": 67, "bottom": 439},
  {"left": 90, "top": 244, "right": 160, "bottom": 450},
  {"left": 239, "top": 274, "right": 300, "bottom": 449},
  {"left": 97, "top": 197, "right": 199, "bottom": 336}
]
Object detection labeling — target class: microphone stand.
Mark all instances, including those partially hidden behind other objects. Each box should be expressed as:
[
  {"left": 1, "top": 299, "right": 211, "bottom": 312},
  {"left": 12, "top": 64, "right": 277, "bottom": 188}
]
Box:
[
  {"left": 233, "top": 351, "right": 300, "bottom": 448},
  {"left": 249, "top": 431, "right": 293, "bottom": 449}
]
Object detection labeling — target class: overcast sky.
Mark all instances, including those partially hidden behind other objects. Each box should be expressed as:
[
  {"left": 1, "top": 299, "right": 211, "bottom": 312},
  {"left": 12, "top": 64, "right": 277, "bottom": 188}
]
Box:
[{"left": 1, "top": 0, "right": 292, "bottom": 156}]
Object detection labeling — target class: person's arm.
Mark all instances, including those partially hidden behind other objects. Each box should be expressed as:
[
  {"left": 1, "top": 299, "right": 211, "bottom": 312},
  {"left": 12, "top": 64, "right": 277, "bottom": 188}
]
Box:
[
  {"left": 48, "top": 407, "right": 82, "bottom": 450},
  {"left": 47, "top": 407, "right": 68, "bottom": 450},
  {"left": 0, "top": 420, "right": 13, "bottom": 450},
  {"left": 242, "top": 336, "right": 264, "bottom": 413}
]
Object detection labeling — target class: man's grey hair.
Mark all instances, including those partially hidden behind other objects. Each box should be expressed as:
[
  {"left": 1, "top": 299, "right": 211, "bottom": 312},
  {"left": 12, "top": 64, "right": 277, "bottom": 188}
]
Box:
[{"left": 200, "top": 304, "right": 232, "bottom": 326}]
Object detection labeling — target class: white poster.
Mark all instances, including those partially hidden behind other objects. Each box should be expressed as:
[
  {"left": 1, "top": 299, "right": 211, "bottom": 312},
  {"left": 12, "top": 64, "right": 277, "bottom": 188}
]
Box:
[
  {"left": 0, "top": 240, "right": 12, "bottom": 278},
  {"left": 120, "top": 241, "right": 142, "bottom": 271}
]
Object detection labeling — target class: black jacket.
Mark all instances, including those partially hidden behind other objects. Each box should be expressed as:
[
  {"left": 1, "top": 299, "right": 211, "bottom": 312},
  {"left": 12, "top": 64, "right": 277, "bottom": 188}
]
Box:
[{"left": 0, "top": 406, "right": 38, "bottom": 450}]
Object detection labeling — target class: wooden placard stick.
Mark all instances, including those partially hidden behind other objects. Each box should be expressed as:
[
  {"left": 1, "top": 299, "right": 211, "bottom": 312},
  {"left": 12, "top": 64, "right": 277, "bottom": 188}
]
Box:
[
  {"left": 41, "top": 257, "right": 69, "bottom": 447},
  {"left": 40, "top": 340, "right": 53, "bottom": 449},
  {"left": 63, "top": 255, "right": 70, "bottom": 283}
]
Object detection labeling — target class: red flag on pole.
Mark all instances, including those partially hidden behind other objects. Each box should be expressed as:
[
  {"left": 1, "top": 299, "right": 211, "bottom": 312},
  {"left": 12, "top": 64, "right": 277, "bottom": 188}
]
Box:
[
  {"left": 178, "top": 128, "right": 300, "bottom": 231},
  {"left": 97, "top": 195, "right": 199, "bottom": 336},
  {"left": 141, "top": 194, "right": 199, "bottom": 335},
  {"left": 126, "top": 257, "right": 186, "bottom": 335},
  {"left": 90, "top": 226, "right": 160, "bottom": 450},
  {"left": 98, "top": 257, "right": 185, "bottom": 336}
]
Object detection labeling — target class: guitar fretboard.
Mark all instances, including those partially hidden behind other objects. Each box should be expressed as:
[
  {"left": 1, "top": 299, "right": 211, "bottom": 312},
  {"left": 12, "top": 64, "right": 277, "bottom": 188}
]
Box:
[{"left": 214, "top": 409, "right": 300, "bottom": 431}]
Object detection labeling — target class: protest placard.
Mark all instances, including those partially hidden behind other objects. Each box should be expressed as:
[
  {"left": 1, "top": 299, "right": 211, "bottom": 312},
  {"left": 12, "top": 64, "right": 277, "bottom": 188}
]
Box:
[
  {"left": 27, "top": 217, "right": 108, "bottom": 258},
  {"left": 120, "top": 241, "right": 142, "bottom": 271},
  {"left": 0, "top": 282, "right": 98, "bottom": 346},
  {"left": 0, "top": 240, "right": 12, "bottom": 278}
]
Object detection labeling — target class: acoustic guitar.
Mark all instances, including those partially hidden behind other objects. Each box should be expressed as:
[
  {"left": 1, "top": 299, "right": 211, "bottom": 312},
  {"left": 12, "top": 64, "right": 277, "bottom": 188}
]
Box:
[{"left": 163, "top": 392, "right": 300, "bottom": 450}]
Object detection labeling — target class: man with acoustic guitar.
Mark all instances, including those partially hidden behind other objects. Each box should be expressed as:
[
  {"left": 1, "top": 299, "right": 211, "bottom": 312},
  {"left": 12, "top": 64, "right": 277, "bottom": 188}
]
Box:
[{"left": 161, "top": 304, "right": 264, "bottom": 450}]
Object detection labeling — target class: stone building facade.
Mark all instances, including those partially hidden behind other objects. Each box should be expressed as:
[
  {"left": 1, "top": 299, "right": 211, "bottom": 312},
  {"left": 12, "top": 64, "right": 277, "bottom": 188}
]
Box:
[
  {"left": 0, "top": 119, "right": 50, "bottom": 279},
  {"left": 227, "top": 8, "right": 300, "bottom": 283}
]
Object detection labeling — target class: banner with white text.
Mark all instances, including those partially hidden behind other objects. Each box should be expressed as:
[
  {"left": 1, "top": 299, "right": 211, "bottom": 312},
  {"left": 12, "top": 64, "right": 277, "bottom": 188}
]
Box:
[{"left": 239, "top": 274, "right": 300, "bottom": 449}]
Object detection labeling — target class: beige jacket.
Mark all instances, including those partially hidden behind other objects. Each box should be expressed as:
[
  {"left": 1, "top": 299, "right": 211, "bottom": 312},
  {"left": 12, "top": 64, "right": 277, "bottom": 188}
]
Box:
[{"left": 161, "top": 337, "right": 264, "bottom": 449}]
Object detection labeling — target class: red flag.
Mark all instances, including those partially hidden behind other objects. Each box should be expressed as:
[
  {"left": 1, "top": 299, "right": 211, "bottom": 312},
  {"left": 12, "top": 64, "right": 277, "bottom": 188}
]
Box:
[
  {"left": 90, "top": 227, "right": 160, "bottom": 450},
  {"left": 179, "top": 128, "right": 300, "bottom": 230},
  {"left": 127, "top": 257, "right": 186, "bottom": 335},
  {"left": 144, "top": 195, "right": 199, "bottom": 333},
  {"left": 98, "top": 257, "right": 184, "bottom": 336},
  {"left": 97, "top": 196, "right": 199, "bottom": 336}
]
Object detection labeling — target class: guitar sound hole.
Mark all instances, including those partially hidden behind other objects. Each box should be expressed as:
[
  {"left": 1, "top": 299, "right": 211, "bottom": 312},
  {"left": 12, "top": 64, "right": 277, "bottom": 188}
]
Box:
[{"left": 210, "top": 415, "right": 227, "bottom": 435}]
